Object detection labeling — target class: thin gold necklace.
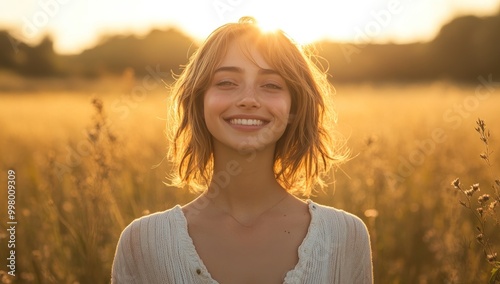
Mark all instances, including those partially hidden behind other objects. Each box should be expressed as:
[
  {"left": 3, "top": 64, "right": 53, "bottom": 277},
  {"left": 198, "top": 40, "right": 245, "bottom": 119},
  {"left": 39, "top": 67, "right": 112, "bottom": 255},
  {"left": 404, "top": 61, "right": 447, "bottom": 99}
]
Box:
[{"left": 208, "top": 192, "right": 289, "bottom": 228}]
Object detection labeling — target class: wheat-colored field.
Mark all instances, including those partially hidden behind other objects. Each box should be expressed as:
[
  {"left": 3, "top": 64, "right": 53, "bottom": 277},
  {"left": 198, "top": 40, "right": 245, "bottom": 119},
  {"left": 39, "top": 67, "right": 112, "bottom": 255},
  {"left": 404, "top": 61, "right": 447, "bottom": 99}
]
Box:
[{"left": 0, "top": 80, "right": 499, "bottom": 283}]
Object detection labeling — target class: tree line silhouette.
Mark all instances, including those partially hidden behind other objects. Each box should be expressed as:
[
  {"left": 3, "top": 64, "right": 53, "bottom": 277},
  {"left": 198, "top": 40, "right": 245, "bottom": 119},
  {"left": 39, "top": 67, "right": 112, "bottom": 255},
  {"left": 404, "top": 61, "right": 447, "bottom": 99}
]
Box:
[{"left": 0, "top": 13, "right": 499, "bottom": 82}]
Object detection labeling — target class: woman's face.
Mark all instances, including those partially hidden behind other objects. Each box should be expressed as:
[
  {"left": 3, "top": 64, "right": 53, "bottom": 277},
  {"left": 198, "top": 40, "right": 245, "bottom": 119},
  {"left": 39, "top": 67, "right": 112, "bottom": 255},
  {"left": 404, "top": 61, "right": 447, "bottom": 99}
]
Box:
[{"left": 203, "top": 40, "right": 291, "bottom": 155}]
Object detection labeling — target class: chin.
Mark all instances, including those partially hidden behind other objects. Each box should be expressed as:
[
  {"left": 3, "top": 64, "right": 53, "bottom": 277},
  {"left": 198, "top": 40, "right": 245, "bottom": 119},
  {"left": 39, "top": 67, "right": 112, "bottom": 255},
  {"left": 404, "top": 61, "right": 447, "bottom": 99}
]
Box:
[
  {"left": 235, "top": 144, "right": 260, "bottom": 155},
  {"left": 234, "top": 140, "right": 274, "bottom": 155}
]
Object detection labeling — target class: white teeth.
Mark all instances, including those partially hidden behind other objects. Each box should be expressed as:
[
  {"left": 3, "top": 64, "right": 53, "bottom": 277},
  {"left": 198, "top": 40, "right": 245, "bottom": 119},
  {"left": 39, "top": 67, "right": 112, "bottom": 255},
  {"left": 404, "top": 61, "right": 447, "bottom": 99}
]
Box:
[{"left": 229, "top": 118, "right": 264, "bottom": 126}]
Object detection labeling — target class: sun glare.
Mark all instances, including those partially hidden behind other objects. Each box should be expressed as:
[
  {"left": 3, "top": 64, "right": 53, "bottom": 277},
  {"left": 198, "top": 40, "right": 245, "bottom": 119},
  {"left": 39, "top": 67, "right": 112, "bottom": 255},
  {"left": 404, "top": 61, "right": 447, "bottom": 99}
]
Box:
[
  {"left": 256, "top": 18, "right": 282, "bottom": 34},
  {"left": 247, "top": 3, "right": 364, "bottom": 45},
  {"left": 251, "top": 14, "right": 322, "bottom": 45},
  {"left": 251, "top": 17, "right": 319, "bottom": 45}
]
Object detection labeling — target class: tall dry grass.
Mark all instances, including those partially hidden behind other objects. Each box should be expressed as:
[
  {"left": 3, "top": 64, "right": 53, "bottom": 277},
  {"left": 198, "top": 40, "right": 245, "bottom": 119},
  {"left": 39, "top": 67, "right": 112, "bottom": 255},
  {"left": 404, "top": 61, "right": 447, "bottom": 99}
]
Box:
[
  {"left": 0, "top": 81, "right": 499, "bottom": 283},
  {"left": 452, "top": 118, "right": 500, "bottom": 284}
]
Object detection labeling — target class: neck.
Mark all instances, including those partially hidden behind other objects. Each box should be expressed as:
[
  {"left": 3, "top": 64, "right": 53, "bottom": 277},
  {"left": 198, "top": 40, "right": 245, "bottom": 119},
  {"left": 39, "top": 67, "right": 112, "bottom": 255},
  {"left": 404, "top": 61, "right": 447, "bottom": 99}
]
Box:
[{"left": 205, "top": 143, "right": 287, "bottom": 216}]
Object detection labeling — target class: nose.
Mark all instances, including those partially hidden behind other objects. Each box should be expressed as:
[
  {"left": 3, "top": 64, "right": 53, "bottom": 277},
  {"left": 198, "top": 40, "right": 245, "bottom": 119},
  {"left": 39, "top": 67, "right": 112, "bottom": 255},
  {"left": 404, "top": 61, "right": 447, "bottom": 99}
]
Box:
[{"left": 236, "top": 86, "right": 260, "bottom": 109}]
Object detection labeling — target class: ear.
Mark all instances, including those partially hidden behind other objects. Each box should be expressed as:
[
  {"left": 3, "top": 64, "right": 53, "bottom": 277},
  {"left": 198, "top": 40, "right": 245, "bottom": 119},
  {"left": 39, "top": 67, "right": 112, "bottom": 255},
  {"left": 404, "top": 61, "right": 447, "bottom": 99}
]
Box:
[{"left": 287, "top": 113, "right": 296, "bottom": 124}]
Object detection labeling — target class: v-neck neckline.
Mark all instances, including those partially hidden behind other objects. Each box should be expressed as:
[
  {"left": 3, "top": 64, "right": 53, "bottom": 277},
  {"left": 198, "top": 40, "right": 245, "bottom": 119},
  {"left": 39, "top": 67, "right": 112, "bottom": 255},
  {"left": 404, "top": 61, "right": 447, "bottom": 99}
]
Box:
[{"left": 173, "top": 199, "right": 320, "bottom": 283}]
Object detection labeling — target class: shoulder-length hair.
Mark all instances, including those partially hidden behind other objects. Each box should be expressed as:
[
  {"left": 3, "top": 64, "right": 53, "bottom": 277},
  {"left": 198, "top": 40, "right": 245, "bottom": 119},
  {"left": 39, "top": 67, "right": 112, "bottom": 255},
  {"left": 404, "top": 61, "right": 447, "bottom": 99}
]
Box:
[{"left": 166, "top": 17, "right": 347, "bottom": 197}]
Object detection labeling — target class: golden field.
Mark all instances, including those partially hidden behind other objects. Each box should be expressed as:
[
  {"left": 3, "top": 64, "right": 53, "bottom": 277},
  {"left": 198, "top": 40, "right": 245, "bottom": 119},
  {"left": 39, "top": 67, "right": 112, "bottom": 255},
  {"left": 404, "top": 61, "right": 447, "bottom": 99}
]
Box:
[{"left": 0, "top": 80, "right": 499, "bottom": 283}]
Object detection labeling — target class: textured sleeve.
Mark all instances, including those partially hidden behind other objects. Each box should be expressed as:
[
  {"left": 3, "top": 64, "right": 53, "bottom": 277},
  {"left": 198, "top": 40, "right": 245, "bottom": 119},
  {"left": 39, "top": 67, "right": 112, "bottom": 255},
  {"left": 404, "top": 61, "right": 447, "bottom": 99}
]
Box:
[{"left": 350, "top": 216, "right": 373, "bottom": 284}]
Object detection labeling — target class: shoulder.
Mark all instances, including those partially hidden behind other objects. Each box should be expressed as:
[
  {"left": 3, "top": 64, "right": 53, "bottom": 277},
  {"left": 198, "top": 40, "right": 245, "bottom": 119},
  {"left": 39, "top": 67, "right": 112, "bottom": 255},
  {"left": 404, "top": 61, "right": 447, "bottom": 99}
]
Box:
[
  {"left": 115, "top": 205, "right": 184, "bottom": 256},
  {"left": 309, "top": 200, "right": 370, "bottom": 241},
  {"left": 310, "top": 201, "right": 366, "bottom": 226},
  {"left": 119, "top": 205, "right": 182, "bottom": 240}
]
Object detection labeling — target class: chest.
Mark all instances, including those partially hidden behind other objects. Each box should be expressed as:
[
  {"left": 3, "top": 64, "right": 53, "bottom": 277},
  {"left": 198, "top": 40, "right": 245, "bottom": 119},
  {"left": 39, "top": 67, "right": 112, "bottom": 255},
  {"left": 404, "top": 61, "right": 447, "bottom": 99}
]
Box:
[{"left": 188, "top": 216, "right": 309, "bottom": 284}]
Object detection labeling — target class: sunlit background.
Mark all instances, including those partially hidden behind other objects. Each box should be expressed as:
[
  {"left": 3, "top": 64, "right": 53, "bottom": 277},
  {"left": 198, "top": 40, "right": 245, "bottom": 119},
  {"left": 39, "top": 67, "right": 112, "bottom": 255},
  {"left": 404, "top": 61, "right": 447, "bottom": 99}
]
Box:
[
  {"left": 0, "top": 0, "right": 499, "bottom": 53},
  {"left": 1, "top": 1, "right": 500, "bottom": 283}
]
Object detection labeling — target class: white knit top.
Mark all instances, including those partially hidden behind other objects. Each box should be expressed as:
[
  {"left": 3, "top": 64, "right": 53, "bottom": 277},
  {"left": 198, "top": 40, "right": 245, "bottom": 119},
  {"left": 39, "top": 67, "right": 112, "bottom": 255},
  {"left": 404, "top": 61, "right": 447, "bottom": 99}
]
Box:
[{"left": 112, "top": 200, "right": 373, "bottom": 283}]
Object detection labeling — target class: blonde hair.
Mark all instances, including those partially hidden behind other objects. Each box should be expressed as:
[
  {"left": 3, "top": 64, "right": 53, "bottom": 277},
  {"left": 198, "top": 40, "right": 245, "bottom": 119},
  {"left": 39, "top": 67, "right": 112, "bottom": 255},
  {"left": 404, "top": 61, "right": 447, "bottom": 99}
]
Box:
[{"left": 166, "top": 17, "right": 347, "bottom": 197}]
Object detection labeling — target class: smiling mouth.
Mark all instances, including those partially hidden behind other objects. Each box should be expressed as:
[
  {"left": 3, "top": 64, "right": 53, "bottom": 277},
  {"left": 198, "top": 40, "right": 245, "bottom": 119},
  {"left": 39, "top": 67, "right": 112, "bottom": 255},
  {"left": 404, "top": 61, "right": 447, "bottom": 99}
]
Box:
[{"left": 227, "top": 118, "right": 268, "bottom": 126}]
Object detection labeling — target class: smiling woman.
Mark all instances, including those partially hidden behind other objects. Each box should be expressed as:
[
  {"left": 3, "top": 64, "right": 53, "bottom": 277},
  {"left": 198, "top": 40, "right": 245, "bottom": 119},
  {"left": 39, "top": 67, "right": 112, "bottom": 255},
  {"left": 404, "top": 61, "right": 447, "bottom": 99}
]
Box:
[{"left": 111, "top": 16, "right": 373, "bottom": 284}]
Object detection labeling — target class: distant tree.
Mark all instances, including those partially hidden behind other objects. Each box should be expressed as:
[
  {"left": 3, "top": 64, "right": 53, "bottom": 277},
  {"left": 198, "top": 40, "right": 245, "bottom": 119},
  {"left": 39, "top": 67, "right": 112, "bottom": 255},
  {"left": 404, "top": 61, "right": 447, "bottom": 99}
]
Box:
[
  {"left": 2, "top": 13, "right": 500, "bottom": 82},
  {"left": 319, "top": 13, "right": 500, "bottom": 83},
  {"left": 0, "top": 31, "right": 17, "bottom": 69},
  {"left": 430, "top": 14, "right": 500, "bottom": 81},
  {"left": 18, "top": 36, "right": 57, "bottom": 77},
  {"left": 76, "top": 28, "right": 196, "bottom": 78}
]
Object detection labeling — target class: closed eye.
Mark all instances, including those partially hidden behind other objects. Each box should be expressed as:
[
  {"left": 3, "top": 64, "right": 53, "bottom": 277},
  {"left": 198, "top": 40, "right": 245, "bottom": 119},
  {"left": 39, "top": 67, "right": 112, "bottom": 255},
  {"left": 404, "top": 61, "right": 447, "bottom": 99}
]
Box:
[
  {"left": 262, "top": 83, "right": 282, "bottom": 90},
  {"left": 216, "top": 80, "right": 238, "bottom": 88},
  {"left": 216, "top": 81, "right": 236, "bottom": 86}
]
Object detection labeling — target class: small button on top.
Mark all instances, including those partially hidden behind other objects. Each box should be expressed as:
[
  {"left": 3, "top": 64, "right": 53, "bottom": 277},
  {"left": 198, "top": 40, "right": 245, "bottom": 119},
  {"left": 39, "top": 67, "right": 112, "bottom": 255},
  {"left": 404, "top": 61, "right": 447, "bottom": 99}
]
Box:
[{"left": 196, "top": 268, "right": 201, "bottom": 275}]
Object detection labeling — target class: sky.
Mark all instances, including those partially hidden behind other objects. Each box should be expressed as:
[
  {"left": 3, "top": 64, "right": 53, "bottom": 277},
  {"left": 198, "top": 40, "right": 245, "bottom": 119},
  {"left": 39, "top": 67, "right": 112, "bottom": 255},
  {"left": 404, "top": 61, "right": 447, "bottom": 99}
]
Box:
[{"left": 0, "top": 0, "right": 499, "bottom": 54}]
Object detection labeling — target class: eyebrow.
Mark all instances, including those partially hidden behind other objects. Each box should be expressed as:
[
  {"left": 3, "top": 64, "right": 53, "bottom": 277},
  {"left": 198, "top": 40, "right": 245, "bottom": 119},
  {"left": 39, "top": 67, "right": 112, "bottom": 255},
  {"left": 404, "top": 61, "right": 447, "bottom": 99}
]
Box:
[{"left": 214, "top": 66, "right": 280, "bottom": 75}]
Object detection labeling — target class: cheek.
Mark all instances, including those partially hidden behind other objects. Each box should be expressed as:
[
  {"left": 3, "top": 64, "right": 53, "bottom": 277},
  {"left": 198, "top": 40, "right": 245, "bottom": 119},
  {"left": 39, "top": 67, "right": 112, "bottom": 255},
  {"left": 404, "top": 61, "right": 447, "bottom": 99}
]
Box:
[
  {"left": 204, "top": 91, "right": 228, "bottom": 113},
  {"left": 271, "top": 97, "right": 292, "bottom": 124},
  {"left": 203, "top": 93, "right": 218, "bottom": 119},
  {"left": 203, "top": 92, "right": 228, "bottom": 131}
]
